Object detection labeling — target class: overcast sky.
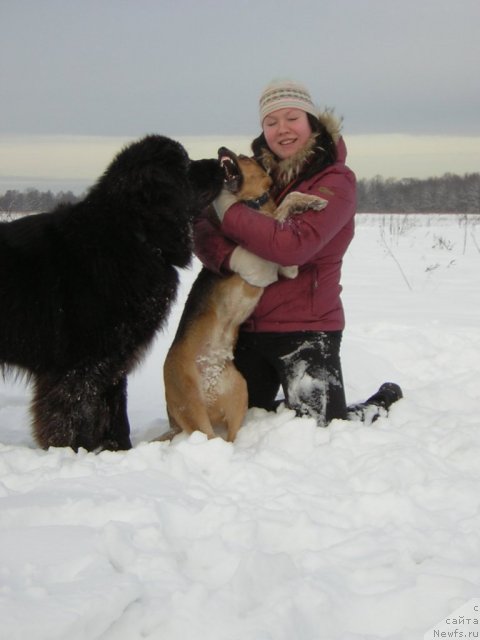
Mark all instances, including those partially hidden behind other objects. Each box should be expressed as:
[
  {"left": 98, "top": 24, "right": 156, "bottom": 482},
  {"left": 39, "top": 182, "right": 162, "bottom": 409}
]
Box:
[{"left": 1, "top": 0, "right": 479, "bottom": 185}]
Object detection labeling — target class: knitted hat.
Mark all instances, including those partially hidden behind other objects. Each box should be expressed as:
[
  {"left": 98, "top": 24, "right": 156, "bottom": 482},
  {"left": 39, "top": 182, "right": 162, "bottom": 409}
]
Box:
[{"left": 259, "top": 79, "right": 317, "bottom": 123}]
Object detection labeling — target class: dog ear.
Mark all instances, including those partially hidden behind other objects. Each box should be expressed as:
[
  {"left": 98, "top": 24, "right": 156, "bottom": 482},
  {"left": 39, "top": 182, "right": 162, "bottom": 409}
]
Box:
[{"left": 188, "top": 159, "right": 225, "bottom": 209}]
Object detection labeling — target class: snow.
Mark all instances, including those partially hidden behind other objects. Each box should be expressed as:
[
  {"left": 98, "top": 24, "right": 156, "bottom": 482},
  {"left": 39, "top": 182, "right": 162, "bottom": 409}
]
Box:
[{"left": 1, "top": 213, "right": 480, "bottom": 639}]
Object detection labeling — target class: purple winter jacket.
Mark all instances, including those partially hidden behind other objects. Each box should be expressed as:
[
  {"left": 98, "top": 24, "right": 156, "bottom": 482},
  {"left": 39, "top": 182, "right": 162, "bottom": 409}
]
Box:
[{"left": 193, "top": 137, "right": 356, "bottom": 332}]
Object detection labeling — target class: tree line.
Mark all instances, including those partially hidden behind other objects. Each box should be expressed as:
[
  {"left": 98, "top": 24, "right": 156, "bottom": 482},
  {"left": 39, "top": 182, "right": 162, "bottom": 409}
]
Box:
[
  {"left": 0, "top": 188, "right": 82, "bottom": 213},
  {"left": 357, "top": 172, "right": 480, "bottom": 213},
  {"left": 1, "top": 172, "right": 479, "bottom": 214}
]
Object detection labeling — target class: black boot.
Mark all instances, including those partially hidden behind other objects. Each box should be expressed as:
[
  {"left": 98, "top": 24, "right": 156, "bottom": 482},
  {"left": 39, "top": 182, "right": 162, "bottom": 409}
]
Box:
[
  {"left": 347, "top": 382, "right": 403, "bottom": 424},
  {"left": 365, "top": 382, "right": 403, "bottom": 410}
]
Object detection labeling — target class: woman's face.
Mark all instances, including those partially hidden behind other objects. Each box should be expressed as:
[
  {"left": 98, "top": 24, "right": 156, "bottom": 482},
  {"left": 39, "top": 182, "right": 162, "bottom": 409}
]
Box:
[{"left": 262, "top": 108, "right": 312, "bottom": 159}]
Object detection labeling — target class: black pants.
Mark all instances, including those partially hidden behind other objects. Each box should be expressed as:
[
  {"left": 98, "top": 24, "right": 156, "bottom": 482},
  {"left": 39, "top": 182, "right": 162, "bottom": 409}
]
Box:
[{"left": 234, "top": 331, "right": 348, "bottom": 427}]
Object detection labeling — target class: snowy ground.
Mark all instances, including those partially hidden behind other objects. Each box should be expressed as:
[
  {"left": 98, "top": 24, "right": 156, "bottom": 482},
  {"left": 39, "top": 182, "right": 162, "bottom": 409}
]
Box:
[{"left": 1, "top": 213, "right": 480, "bottom": 640}]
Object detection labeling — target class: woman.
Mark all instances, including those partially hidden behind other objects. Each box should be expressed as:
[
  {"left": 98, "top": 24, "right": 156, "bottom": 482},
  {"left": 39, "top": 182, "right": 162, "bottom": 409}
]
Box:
[{"left": 193, "top": 79, "right": 402, "bottom": 426}]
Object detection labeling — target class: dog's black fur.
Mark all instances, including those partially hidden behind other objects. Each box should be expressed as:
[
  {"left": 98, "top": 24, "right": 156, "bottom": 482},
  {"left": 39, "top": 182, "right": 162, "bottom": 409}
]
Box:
[{"left": 0, "top": 134, "right": 223, "bottom": 451}]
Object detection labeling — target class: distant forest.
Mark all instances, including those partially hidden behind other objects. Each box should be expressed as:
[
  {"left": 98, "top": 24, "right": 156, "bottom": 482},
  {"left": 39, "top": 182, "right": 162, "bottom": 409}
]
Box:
[
  {"left": 1, "top": 172, "right": 479, "bottom": 214},
  {"left": 356, "top": 172, "right": 480, "bottom": 213}
]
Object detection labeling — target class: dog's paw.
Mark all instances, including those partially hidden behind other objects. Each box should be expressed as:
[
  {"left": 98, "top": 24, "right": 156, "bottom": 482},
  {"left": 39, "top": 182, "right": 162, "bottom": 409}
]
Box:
[
  {"left": 153, "top": 426, "right": 182, "bottom": 442},
  {"left": 306, "top": 195, "right": 329, "bottom": 211},
  {"left": 275, "top": 192, "right": 328, "bottom": 220}
]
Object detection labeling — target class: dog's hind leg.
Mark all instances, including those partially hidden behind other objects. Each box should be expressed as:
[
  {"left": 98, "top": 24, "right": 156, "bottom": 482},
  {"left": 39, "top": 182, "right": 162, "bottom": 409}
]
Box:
[
  {"left": 168, "top": 401, "right": 217, "bottom": 439},
  {"left": 201, "top": 364, "right": 248, "bottom": 442},
  {"left": 165, "top": 380, "right": 217, "bottom": 440},
  {"left": 164, "top": 357, "right": 217, "bottom": 439},
  {"left": 155, "top": 418, "right": 183, "bottom": 442},
  {"left": 213, "top": 365, "right": 248, "bottom": 442}
]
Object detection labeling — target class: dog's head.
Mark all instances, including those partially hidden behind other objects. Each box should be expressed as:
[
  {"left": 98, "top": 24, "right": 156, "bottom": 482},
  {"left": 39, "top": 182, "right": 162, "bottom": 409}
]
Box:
[
  {"left": 94, "top": 135, "right": 224, "bottom": 214},
  {"left": 218, "top": 147, "right": 272, "bottom": 203},
  {"left": 86, "top": 135, "right": 225, "bottom": 269}
]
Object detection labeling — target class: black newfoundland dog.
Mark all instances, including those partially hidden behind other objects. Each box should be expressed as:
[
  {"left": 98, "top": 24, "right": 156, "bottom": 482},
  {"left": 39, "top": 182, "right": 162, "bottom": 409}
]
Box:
[{"left": 0, "top": 135, "right": 223, "bottom": 451}]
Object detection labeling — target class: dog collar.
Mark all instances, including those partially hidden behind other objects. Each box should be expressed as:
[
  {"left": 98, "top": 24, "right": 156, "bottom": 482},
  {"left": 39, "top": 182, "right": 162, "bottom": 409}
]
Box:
[{"left": 242, "top": 191, "right": 270, "bottom": 210}]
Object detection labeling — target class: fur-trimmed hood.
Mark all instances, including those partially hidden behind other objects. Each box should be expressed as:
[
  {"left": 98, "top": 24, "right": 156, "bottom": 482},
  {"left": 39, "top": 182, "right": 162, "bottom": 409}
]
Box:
[
  {"left": 255, "top": 110, "right": 345, "bottom": 192},
  {"left": 317, "top": 109, "right": 343, "bottom": 144}
]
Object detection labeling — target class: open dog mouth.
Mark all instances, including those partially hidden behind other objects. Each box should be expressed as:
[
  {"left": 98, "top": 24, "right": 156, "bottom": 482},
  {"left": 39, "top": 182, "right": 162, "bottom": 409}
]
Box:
[{"left": 218, "top": 147, "right": 243, "bottom": 193}]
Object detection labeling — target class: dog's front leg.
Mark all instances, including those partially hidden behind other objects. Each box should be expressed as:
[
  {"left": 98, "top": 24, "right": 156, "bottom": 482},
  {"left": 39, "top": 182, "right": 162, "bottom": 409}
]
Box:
[
  {"left": 274, "top": 193, "right": 329, "bottom": 279},
  {"left": 32, "top": 370, "right": 102, "bottom": 451},
  {"left": 275, "top": 192, "right": 328, "bottom": 222},
  {"left": 102, "top": 374, "right": 132, "bottom": 451},
  {"left": 32, "top": 368, "right": 132, "bottom": 452}
]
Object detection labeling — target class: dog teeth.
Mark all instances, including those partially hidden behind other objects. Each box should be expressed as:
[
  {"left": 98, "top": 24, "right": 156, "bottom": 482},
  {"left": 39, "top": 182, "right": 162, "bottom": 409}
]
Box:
[{"left": 220, "top": 157, "right": 238, "bottom": 179}]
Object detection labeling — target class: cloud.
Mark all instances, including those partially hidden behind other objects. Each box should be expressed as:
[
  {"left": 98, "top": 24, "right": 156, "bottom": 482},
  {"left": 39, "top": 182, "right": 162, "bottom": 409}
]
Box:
[{"left": 1, "top": 1, "right": 479, "bottom": 138}]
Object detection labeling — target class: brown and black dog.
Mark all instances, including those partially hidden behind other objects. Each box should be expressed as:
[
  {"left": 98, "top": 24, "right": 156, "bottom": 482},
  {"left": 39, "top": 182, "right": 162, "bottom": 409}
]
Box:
[{"left": 162, "top": 148, "right": 327, "bottom": 442}]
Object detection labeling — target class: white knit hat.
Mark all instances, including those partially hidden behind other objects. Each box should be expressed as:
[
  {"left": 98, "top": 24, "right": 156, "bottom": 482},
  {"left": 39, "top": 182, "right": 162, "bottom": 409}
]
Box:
[{"left": 259, "top": 79, "right": 317, "bottom": 123}]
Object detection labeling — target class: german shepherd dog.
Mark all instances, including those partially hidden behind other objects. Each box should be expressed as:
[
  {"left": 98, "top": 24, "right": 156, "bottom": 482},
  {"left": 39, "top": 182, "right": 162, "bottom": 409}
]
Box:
[{"left": 162, "top": 148, "right": 328, "bottom": 442}]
